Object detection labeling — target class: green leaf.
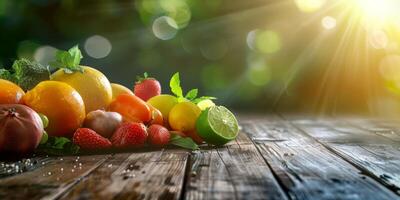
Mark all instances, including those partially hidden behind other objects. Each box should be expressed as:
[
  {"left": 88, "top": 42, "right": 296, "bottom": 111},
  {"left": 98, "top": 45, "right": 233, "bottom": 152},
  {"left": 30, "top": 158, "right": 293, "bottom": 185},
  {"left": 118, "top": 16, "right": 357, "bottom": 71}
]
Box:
[
  {"left": 170, "top": 72, "right": 183, "bottom": 97},
  {"left": 0, "top": 68, "right": 16, "bottom": 82},
  {"left": 143, "top": 72, "right": 148, "bottom": 79},
  {"left": 185, "top": 89, "right": 198, "bottom": 100},
  {"left": 169, "top": 133, "right": 199, "bottom": 150},
  {"left": 51, "top": 45, "right": 84, "bottom": 73},
  {"left": 193, "top": 96, "right": 217, "bottom": 104},
  {"left": 36, "top": 136, "right": 80, "bottom": 155}
]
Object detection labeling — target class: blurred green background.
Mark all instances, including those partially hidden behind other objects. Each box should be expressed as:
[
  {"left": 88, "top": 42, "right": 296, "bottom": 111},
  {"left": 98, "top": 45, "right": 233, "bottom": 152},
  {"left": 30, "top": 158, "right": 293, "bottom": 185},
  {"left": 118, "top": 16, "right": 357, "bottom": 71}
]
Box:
[{"left": 1, "top": 0, "right": 400, "bottom": 116}]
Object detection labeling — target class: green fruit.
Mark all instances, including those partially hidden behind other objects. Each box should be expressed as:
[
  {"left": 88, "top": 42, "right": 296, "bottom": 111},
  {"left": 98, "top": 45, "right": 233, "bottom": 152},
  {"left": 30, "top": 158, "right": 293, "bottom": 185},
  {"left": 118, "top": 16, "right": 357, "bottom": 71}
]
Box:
[
  {"left": 169, "top": 102, "right": 201, "bottom": 132},
  {"left": 147, "top": 95, "right": 178, "bottom": 121},
  {"left": 38, "top": 113, "right": 49, "bottom": 128},
  {"left": 40, "top": 131, "right": 48, "bottom": 144},
  {"left": 197, "top": 99, "right": 215, "bottom": 110},
  {"left": 196, "top": 106, "right": 239, "bottom": 146}
]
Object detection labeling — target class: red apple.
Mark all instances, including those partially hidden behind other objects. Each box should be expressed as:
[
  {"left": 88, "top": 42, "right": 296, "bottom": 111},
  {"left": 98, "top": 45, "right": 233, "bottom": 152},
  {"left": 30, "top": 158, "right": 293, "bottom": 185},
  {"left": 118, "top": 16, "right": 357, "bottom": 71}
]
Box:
[{"left": 0, "top": 104, "right": 44, "bottom": 158}]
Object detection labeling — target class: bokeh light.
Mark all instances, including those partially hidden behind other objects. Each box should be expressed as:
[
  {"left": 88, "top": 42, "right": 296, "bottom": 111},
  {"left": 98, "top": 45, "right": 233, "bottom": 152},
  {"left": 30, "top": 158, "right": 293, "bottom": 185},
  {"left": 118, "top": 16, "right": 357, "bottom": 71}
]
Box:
[
  {"left": 295, "top": 0, "right": 326, "bottom": 13},
  {"left": 247, "top": 30, "right": 282, "bottom": 54},
  {"left": 321, "top": 16, "right": 336, "bottom": 30},
  {"left": 368, "top": 29, "right": 388, "bottom": 49},
  {"left": 84, "top": 35, "right": 112, "bottom": 59},
  {"left": 152, "top": 16, "right": 178, "bottom": 40},
  {"left": 34, "top": 45, "right": 57, "bottom": 65},
  {"left": 255, "top": 30, "right": 282, "bottom": 54}
]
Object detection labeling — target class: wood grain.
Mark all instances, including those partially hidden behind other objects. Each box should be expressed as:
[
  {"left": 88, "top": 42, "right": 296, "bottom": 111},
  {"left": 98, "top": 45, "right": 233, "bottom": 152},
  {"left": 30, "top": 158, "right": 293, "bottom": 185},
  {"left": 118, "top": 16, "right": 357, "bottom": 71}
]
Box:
[
  {"left": 292, "top": 118, "right": 400, "bottom": 194},
  {"left": 0, "top": 154, "right": 109, "bottom": 200},
  {"left": 243, "top": 119, "right": 400, "bottom": 199},
  {"left": 60, "top": 150, "right": 188, "bottom": 200},
  {"left": 185, "top": 132, "right": 288, "bottom": 200}
]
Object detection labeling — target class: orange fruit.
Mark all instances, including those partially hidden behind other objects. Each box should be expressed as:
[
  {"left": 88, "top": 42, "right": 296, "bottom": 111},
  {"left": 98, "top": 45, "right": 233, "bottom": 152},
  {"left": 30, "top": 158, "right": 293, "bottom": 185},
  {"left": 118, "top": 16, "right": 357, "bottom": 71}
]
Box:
[
  {"left": 0, "top": 79, "right": 25, "bottom": 104},
  {"left": 23, "top": 81, "right": 85, "bottom": 137},
  {"left": 51, "top": 66, "right": 112, "bottom": 113}
]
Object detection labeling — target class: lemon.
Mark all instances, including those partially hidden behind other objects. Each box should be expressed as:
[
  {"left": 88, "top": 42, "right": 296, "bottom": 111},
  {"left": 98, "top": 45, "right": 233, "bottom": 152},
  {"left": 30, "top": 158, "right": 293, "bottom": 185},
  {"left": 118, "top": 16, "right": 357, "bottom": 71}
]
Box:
[
  {"left": 169, "top": 102, "right": 201, "bottom": 132},
  {"left": 111, "top": 83, "right": 133, "bottom": 100},
  {"left": 51, "top": 66, "right": 112, "bottom": 113},
  {"left": 147, "top": 94, "right": 178, "bottom": 121}
]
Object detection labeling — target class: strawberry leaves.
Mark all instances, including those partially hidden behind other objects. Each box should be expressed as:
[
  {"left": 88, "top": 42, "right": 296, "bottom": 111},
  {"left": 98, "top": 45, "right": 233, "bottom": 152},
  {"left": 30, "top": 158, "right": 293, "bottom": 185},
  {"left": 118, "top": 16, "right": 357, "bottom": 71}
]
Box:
[
  {"left": 36, "top": 136, "right": 80, "bottom": 155},
  {"left": 169, "top": 72, "right": 216, "bottom": 103}
]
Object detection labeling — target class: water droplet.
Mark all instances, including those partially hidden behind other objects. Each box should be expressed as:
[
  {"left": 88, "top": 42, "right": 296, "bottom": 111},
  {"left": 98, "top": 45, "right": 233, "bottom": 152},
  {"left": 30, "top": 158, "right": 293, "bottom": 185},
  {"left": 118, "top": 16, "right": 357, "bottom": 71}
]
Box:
[
  {"left": 60, "top": 168, "right": 64, "bottom": 172},
  {"left": 71, "top": 169, "right": 75, "bottom": 172},
  {"left": 48, "top": 172, "right": 52, "bottom": 175}
]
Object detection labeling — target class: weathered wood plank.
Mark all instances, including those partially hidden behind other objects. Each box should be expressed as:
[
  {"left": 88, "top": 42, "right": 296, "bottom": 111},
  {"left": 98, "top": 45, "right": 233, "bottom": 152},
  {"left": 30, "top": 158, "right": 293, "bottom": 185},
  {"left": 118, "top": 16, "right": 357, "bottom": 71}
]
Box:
[
  {"left": 0, "top": 154, "right": 109, "bottom": 200},
  {"left": 185, "top": 131, "right": 288, "bottom": 200},
  {"left": 243, "top": 119, "right": 400, "bottom": 199},
  {"left": 60, "top": 150, "right": 188, "bottom": 200},
  {"left": 292, "top": 118, "right": 400, "bottom": 194},
  {"left": 0, "top": 156, "right": 52, "bottom": 178},
  {"left": 348, "top": 118, "right": 400, "bottom": 142}
]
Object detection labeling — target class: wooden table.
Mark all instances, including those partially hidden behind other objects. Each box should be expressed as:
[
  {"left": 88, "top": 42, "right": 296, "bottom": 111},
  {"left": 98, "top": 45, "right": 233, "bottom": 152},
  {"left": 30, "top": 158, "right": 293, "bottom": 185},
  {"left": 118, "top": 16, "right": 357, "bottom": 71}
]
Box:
[{"left": 1, "top": 115, "right": 400, "bottom": 200}]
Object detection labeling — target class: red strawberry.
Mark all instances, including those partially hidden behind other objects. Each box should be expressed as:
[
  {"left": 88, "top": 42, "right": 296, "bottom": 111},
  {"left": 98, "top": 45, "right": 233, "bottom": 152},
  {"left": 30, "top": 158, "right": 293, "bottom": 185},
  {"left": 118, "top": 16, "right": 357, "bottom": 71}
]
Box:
[
  {"left": 73, "top": 128, "right": 112, "bottom": 149},
  {"left": 134, "top": 72, "right": 161, "bottom": 101},
  {"left": 111, "top": 122, "right": 148, "bottom": 148},
  {"left": 148, "top": 124, "right": 170, "bottom": 147}
]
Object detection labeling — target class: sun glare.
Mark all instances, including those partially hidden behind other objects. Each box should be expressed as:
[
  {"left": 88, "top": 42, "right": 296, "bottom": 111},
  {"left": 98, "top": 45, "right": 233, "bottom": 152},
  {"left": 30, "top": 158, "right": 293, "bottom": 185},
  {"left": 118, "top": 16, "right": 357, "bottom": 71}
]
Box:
[{"left": 353, "top": 0, "right": 400, "bottom": 27}]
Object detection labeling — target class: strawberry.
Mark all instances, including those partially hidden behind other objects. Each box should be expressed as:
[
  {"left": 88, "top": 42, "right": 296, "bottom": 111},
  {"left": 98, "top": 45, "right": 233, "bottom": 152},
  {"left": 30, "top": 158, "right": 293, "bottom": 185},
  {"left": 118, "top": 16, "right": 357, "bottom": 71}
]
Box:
[
  {"left": 73, "top": 128, "right": 112, "bottom": 149},
  {"left": 134, "top": 72, "right": 161, "bottom": 101},
  {"left": 148, "top": 124, "right": 170, "bottom": 147},
  {"left": 111, "top": 122, "right": 148, "bottom": 148}
]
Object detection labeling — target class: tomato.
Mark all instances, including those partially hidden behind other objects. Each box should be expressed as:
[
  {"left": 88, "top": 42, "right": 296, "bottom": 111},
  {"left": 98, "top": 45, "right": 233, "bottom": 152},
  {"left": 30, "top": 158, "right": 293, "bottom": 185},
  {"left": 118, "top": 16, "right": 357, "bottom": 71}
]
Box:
[{"left": 108, "top": 94, "right": 151, "bottom": 123}]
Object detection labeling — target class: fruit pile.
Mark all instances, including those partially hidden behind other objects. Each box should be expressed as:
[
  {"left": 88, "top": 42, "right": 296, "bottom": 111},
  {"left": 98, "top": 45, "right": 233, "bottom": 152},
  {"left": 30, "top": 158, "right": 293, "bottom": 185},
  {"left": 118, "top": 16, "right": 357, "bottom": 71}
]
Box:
[{"left": 0, "top": 46, "right": 238, "bottom": 158}]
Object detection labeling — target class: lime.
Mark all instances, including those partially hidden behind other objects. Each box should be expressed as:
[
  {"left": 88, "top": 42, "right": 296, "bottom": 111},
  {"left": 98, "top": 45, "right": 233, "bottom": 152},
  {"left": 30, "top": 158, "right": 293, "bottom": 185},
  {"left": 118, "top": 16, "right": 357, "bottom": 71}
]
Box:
[
  {"left": 196, "top": 106, "right": 239, "bottom": 145},
  {"left": 197, "top": 99, "right": 215, "bottom": 110}
]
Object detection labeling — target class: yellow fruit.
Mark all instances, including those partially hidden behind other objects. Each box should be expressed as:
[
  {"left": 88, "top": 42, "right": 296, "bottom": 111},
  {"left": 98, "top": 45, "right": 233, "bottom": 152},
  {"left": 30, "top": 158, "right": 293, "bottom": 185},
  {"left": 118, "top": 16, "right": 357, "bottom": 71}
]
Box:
[
  {"left": 147, "top": 94, "right": 178, "bottom": 123},
  {"left": 111, "top": 83, "right": 133, "bottom": 100},
  {"left": 169, "top": 102, "right": 201, "bottom": 132},
  {"left": 51, "top": 66, "right": 112, "bottom": 113},
  {"left": 23, "top": 81, "right": 85, "bottom": 137}
]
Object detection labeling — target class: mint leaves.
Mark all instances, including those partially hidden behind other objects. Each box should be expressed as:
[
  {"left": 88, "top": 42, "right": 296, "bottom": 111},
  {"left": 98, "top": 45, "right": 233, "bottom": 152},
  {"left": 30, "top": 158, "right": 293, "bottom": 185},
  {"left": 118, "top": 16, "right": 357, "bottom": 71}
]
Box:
[
  {"left": 36, "top": 136, "right": 80, "bottom": 155},
  {"left": 51, "top": 45, "right": 84, "bottom": 73},
  {"left": 169, "top": 72, "right": 216, "bottom": 103},
  {"left": 169, "top": 133, "right": 199, "bottom": 150}
]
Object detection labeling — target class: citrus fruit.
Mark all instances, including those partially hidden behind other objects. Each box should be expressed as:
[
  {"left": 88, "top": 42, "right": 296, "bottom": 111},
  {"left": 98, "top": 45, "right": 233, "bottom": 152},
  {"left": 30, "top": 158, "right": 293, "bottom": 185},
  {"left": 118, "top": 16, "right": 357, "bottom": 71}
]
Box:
[
  {"left": 147, "top": 94, "right": 178, "bottom": 123},
  {"left": 169, "top": 102, "right": 201, "bottom": 132},
  {"left": 197, "top": 99, "right": 215, "bottom": 110},
  {"left": 111, "top": 83, "right": 133, "bottom": 100},
  {"left": 51, "top": 66, "right": 112, "bottom": 113},
  {"left": 196, "top": 106, "right": 239, "bottom": 146},
  {"left": 23, "top": 81, "right": 85, "bottom": 137},
  {"left": 0, "top": 79, "right": 25, "bottom": 104}
]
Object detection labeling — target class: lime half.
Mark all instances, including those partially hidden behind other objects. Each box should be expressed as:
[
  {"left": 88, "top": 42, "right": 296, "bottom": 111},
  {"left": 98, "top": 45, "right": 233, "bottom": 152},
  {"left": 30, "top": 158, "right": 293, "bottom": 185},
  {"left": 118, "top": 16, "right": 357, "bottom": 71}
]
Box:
[{"left": 196, "top": 106, "right": 239, "bottom": 145}]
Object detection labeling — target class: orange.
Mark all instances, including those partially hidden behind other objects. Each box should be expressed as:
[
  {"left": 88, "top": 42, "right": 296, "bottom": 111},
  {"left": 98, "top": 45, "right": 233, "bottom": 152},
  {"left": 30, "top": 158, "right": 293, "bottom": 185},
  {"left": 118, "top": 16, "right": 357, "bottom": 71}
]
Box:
[
  {"left": 23, "top": 81, "right": 85, "bottom": 137},
  {"left": 0, "top": 79, "right": 25, "bottom": 104},
  {"left": 51, "top": 66, "right": 112, "bottom": 113}
]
